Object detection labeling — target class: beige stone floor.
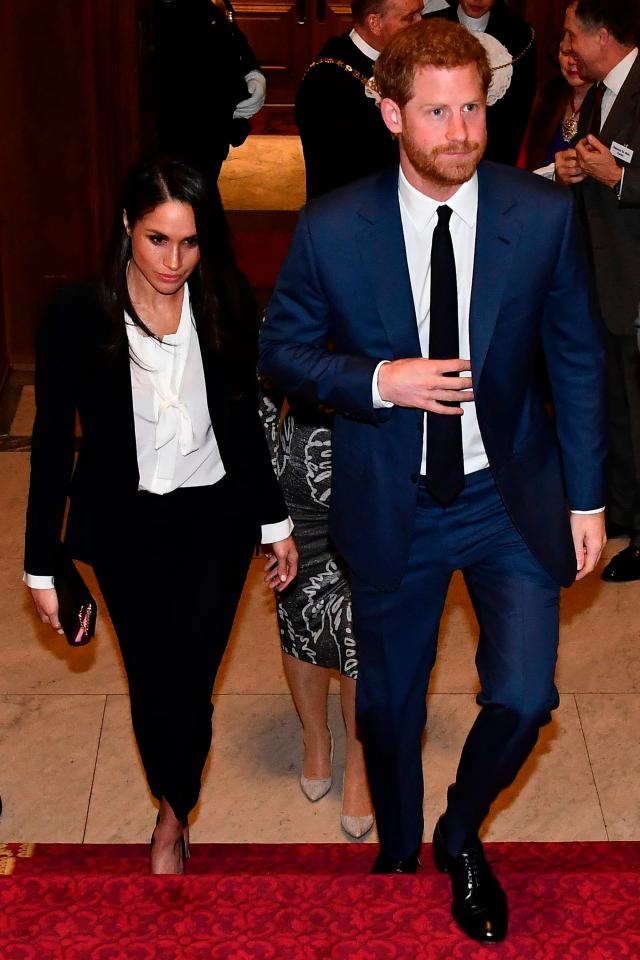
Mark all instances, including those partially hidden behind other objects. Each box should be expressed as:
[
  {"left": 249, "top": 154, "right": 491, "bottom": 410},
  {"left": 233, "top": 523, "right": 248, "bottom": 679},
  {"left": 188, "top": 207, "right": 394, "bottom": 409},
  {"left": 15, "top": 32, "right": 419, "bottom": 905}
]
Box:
[
  {"left": 2, "top": 391, "right": 640, "bottom": 846},
  {"left": 218, "top": 135, "right": 306, "bottom": 212}
]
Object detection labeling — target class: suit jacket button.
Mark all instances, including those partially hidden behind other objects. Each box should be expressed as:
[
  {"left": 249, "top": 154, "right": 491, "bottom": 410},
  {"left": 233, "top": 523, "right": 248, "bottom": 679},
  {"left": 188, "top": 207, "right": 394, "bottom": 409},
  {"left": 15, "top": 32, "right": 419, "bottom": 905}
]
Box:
[{"left": 411, "top": 472, "right": 418, "bottom": 484}]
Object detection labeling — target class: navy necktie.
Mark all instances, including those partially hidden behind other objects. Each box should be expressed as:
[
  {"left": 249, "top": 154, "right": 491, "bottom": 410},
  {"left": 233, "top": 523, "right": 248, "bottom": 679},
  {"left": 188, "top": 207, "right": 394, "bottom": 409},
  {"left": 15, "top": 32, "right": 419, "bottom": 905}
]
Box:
[{"left": 425, "top": 205, "right": 464, "bottom": 507}]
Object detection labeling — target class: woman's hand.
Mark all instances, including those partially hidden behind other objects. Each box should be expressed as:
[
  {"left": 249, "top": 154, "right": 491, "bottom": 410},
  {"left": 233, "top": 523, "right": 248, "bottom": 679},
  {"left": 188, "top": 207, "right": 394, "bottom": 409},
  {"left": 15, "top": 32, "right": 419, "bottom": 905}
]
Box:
[
  {"left": 29, "top": 587, "right": 64, "bottom": 634},
  {"left": 263, "top": 536, "right": 298, "bottom": 592}
]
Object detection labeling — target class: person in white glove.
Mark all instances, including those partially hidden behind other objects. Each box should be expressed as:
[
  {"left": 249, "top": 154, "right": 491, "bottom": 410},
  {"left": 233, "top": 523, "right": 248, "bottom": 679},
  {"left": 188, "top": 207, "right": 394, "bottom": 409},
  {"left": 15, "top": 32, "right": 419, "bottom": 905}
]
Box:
[
  {"left": 153, "top": 0, "right": 266, "bottom": 180},
  {"left": 234, "top": 69, "right": 266, "bottom": 119}
]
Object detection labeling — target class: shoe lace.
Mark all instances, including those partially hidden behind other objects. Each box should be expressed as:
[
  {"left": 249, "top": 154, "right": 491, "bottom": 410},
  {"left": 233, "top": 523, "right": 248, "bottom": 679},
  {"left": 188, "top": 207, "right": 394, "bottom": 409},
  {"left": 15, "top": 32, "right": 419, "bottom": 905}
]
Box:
[{"left": 460, "top": 847, "right": 486, "bottom": 894}]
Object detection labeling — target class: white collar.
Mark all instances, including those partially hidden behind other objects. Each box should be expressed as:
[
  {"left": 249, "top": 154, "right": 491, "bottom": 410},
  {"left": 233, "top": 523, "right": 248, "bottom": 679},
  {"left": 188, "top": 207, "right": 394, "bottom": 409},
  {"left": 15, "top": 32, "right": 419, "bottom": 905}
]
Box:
[
  {"left": 457, "top": 8, "right": 491, "bottom": 32},
  {"left": 349, "top": 28, "right": 380, "bottom": 62},
  {"left": 398, "top": 166, "right": 478, "bottom": 231},
  {"left": 603, "top": 47, "right": 638, "bottom": 97},
  {"left": 423, "top": 0, "right": 451, "bottom": 11}
]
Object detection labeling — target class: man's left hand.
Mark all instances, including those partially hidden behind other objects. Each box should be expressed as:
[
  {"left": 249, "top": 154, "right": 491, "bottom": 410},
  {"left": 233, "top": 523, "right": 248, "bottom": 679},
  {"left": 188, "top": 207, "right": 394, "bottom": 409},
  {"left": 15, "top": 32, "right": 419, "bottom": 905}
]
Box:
[
  {"left": 263, "top": 535, "right": 298, "bottom": 591},
  {"left": 575, "top": 136, "right": 622, "bottom": 189},
  {"left": 571, "top": 513, "right": 606, "bottom": 581}
]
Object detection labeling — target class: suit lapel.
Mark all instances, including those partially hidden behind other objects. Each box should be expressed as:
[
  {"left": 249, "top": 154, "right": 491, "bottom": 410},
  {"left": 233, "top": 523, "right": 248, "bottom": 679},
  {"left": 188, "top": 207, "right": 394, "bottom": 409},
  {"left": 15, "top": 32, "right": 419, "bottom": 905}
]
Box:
[
  {"left": 355, "top": 165, "right": 521, "bottom": 376},
  {"left": 600, "top": 53, "right": 640, "bottom": 146},
  {"left": 356, "top": 169, "right": 422, "bottom": 359},
  {"left": 470, "top": 163, "right": 521, "bottom": 392}
]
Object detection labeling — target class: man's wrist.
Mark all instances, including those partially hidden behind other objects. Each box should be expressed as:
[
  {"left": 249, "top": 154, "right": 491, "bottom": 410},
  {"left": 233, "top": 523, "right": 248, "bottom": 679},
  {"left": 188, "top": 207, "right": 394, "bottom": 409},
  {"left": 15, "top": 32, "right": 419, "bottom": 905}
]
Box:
[{"left": 609, "top": 166, "right": 623, "bottom": 191}]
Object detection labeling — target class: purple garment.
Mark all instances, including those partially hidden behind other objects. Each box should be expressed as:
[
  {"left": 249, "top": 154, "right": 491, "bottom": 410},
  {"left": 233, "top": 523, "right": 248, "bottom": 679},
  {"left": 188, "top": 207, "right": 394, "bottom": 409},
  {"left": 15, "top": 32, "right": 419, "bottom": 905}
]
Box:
[{"left": 544, "top": 119, "right": 578, "bottom": 167}]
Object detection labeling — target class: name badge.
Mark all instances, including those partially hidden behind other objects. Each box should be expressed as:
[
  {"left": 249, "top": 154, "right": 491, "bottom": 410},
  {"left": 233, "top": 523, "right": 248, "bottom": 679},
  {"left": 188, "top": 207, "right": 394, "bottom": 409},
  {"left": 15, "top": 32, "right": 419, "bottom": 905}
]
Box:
[{"left": 611, "top": 141, "right": 634, "bottom": 164}]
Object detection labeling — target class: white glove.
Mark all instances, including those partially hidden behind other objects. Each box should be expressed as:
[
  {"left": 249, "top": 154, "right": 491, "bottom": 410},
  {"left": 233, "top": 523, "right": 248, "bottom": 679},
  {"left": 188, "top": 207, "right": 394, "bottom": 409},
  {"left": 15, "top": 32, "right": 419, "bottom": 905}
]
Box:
[{"left": 234, "top": 70, "right": 266, "bottom": 119}]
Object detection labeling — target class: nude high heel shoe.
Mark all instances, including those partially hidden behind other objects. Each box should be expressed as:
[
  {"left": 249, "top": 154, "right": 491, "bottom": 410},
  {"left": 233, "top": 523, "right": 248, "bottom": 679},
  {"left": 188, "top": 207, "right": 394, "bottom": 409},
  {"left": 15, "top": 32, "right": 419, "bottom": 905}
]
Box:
[
  {"left": 340, "top": 775, "right": 374, "bottom": 840},
  {"left": 299, "top": 729, "right": 334, "bottom": 802},
  {"left": 341, "top": 809, "right": 375, "bottom": 840}
]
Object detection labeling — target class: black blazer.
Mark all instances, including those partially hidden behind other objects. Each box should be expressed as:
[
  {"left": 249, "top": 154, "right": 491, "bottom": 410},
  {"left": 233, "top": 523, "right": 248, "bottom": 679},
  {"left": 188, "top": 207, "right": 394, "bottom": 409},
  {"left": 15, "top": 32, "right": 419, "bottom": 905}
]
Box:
[
  {"left": 575, "top": 53, "right": 640, "bottom": 336},
  {"left": 424, "top": 1, "right": 537, "bottom": 165},
  {"left": 25, "top": 283, "right": 288, "bottom": 575}
]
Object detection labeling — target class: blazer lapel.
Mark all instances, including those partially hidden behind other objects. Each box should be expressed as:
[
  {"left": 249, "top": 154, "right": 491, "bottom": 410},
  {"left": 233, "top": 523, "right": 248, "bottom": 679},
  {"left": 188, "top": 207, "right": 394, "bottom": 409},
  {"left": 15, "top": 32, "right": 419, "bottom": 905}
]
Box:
[
  {"left": 600, "top": 53, "right": 640, "bottom": 146},
  {"left": 356, "top": 169, "right": 422, "bottom": 359},
  {"left": 354, "top": 165, "right": 520, "bottom": 381},
  {"left": 470, "top": 163, "right": 521, "bottom": 392}
]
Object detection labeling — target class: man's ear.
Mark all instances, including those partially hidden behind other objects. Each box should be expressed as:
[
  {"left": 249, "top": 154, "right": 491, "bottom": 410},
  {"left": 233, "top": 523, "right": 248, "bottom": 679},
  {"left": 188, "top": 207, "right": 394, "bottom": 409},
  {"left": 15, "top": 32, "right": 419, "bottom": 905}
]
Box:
[
  {"left": 380, "top": 98, "right": 403, "bottom": 135},
  {"left": 365, "top": 12, "right": 382, "bottom": 40}
]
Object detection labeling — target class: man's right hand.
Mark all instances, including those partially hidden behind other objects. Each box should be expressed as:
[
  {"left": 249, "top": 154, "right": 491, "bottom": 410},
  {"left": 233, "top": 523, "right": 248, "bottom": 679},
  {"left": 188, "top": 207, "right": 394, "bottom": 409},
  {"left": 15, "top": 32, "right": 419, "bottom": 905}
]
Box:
[
  {"left": 29, "top": 587, "right": 63, "bottom": 634},
  {"left": 554, "top": 147, "right": 586, "bottom": 185},
  {"left": 377, "top": 358, "right": 473, "bottom": 413}
]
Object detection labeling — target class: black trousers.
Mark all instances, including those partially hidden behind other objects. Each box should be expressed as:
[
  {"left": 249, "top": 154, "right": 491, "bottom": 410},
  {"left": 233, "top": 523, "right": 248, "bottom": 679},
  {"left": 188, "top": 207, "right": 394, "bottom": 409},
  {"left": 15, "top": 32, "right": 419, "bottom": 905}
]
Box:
[
  {"left": 603, "top": 329, "right": 640, "bottom": 543},
  {"left": 93, "top": 480, "right": 256, "bottom": 821}
]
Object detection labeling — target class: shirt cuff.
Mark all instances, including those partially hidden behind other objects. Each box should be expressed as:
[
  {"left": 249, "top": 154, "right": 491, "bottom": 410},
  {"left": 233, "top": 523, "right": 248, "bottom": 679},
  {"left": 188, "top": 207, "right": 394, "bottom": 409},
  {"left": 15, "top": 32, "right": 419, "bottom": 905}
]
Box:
[
  {"left": 261, "top": 516, "right": 294, "bottom": 544},
  {"left": 372, "top": 360, "right": 394, "bottom": 409},
  {"left": 570, "top": 507, "right": 605, "bottom": 515},
  {"left": 24, "top": 572, "right": 55, "bottom": 589}
]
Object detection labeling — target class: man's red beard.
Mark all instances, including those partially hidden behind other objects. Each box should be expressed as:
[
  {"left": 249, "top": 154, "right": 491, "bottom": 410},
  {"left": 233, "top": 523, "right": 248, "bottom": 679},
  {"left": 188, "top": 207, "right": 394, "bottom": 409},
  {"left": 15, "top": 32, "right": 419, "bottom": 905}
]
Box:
[{"left": 401, "top": 127, "right": 487, "bottom": 187}]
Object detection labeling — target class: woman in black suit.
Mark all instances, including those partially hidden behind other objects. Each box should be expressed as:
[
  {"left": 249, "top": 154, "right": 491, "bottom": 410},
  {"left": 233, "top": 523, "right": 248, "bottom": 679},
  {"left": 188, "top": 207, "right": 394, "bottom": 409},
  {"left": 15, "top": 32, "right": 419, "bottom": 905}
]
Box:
[{"left": 24, "top": 156, "right": 297, "bottom": 874}]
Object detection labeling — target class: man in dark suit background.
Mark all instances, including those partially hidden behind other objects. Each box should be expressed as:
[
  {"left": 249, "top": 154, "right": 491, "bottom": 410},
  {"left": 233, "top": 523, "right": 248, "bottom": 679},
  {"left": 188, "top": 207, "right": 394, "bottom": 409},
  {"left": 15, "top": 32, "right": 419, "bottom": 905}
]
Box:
[
  {"left": 295, "top": 0, "right": 423, "bottom": 199},
  {"left": 556, "top": 0, "right": 640, "bottom": 582},
  {"left": 152, "top": 0, "right": 265, "bottom": 180},
  {"left": 261, "top": 19, "right": 606, "bottom": 943},
  {"left": 424, "top": 0, "right": 536, "bottom": 164}
]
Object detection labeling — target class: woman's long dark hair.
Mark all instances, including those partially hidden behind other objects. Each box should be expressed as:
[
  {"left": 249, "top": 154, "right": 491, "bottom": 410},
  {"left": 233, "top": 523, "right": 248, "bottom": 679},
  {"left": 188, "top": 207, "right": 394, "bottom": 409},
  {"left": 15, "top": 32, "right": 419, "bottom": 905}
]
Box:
[{"left": 101, "top": 155, "right": 249, "bottom": 368}]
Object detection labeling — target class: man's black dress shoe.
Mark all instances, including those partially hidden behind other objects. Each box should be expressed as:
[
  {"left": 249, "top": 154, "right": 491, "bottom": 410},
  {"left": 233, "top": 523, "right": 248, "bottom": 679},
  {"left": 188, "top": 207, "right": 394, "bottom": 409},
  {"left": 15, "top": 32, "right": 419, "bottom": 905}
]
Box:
[
  {"left": 371, "top": 851, "right": 420, "bottom": 874},
  {"left": 601, "top": 545, "right": 640, "bottom": 582},
  {"left": 432, "top": 816, "right": 507, "bottom": 943}
]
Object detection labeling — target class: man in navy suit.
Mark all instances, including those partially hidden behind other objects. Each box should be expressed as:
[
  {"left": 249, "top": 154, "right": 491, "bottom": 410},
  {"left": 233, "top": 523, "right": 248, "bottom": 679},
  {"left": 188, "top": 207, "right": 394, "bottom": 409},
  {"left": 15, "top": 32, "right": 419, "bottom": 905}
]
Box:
[{"left": 260, "top": 20, "right": 606, "bottom": 943}]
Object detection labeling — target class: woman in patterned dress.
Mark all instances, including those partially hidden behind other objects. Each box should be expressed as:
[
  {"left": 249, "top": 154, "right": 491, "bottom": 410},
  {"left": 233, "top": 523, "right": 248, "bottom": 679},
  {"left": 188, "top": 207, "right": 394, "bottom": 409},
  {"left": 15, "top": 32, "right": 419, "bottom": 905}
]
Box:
[{"left": 261, "top": 395, "right": 374, "bottom": 839}]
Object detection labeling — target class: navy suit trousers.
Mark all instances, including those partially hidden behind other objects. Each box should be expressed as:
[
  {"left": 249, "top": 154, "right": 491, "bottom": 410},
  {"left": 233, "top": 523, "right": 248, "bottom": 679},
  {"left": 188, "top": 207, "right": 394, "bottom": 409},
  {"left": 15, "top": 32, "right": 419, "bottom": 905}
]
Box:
[{"left": 351, "top": 468, "right": 561, "bottom": 859}]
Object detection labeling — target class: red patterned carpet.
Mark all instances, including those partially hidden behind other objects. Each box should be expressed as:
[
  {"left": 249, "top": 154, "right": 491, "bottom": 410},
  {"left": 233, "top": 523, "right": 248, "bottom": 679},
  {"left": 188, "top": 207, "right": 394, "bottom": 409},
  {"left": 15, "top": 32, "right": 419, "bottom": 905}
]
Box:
[{"left": 1, "top": 842, "right": 639, "bottom": 959}]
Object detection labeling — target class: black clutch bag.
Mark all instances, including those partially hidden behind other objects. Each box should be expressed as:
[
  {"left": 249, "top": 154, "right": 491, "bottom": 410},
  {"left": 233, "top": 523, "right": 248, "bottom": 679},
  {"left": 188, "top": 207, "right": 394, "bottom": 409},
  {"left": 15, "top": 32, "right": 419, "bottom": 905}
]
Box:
[{"left": 55, "top": 550, "right": 97, "bottom": 646}]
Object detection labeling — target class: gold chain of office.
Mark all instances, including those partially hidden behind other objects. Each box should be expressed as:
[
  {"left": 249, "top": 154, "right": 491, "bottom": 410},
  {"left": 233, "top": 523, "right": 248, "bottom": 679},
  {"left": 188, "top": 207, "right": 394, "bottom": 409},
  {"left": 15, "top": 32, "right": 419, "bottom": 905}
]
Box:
[
  {"left": 303, "top": 59, "right": 371, "bottom": 87},
  {"left": 304, "top": 27, "right": 535, "bottom": 86}
]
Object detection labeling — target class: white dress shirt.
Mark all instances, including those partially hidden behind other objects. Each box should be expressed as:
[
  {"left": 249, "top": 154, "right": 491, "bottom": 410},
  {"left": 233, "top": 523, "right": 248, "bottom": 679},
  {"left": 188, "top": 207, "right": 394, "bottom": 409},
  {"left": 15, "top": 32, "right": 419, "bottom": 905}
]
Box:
[
  {"left": 599, "top": 47, "right": 638, "bottom": 130},
  {"left": 127, "top": 283, "right": 225, "bottom": 495},
  {"left": 25, "top": 284, "right": 292, "bottom": 589},
  {"left": 401, "top": 170, "right": 488, "bottom": 475},
  {"left": 375, "top": 170, "right": 488, "bottom": 477}
]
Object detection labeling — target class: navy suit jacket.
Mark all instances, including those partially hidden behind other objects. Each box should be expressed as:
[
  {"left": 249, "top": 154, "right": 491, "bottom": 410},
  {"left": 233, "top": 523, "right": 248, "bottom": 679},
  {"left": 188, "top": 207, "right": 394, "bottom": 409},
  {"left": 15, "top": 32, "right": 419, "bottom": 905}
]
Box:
[{"left": 260, "top": 163, "right": 607, "bottom": 592}]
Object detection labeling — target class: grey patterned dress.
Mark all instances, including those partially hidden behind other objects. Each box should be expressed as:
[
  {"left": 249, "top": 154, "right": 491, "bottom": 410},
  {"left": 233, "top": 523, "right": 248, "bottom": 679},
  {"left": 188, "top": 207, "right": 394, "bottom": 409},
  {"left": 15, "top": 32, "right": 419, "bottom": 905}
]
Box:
[{"left": 260, "top": 395, "right": 357, "bottom": 678}]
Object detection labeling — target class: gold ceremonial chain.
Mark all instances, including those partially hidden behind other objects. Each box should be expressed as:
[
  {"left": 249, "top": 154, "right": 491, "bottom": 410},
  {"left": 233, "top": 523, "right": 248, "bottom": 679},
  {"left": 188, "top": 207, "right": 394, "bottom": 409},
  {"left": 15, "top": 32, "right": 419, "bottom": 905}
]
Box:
[
  {"left": 492, "top": 27, "right": 535, "bottom": 72},
  {"left": 304, "top": 58, "right": 371, "bottom": 88},
  {"left": 210, "top": 0, "right": 234, "bottom": 23}
]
